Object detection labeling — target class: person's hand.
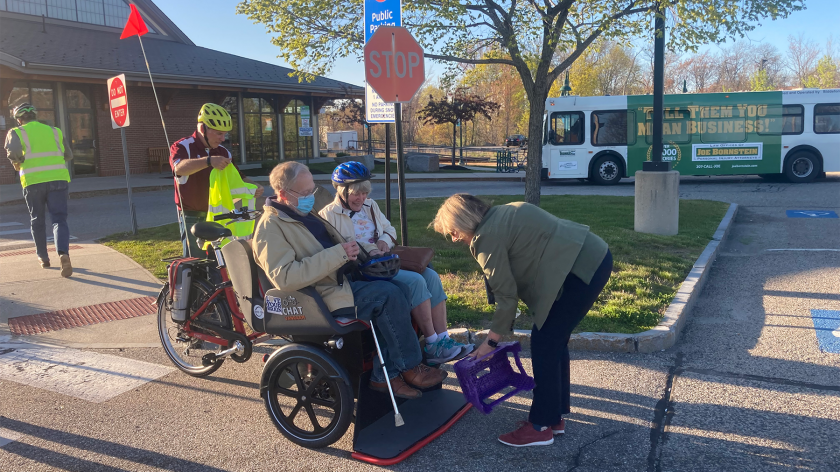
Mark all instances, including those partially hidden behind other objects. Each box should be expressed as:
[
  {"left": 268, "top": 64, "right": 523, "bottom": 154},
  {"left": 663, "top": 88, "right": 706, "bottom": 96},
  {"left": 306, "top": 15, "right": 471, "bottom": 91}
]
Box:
[
  {"left": 468, "top": 341, "right": 495, "bottom": 359},
  {"left": 369, "top": 249, "right": 383, "bottom": 257},
  {"left": 254, "top": 184, "right": 265, "bottom": 199},
  {"left": 341, "top": 241, "right": 359, "bottom": 260},
  {"left": 210, "top": 155, "right": 231, "bottom": 170},
  {"left": 376, "top": 240, "right": 390, "bottom": 254},
  {"left": 12, "top": 162, "right": 21, "bottom": 171}
]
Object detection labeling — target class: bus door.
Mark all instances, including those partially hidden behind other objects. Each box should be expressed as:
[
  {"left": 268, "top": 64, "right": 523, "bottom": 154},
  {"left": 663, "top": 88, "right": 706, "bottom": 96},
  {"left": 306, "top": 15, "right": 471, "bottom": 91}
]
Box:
[{"left": 546, "top": 111, "right": 587, "bottom": 178}]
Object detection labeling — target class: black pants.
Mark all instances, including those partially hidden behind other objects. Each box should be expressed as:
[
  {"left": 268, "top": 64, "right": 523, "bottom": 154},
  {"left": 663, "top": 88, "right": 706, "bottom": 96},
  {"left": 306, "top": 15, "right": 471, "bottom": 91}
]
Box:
[{"left": 528, "top": 250, "right": 613, "bottom": 427}]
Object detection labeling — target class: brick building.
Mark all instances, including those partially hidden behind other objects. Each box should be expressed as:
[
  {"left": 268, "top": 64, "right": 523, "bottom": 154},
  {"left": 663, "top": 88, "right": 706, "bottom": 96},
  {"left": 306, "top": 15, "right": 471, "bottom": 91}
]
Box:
[{"left": 0, "top": 0, "right": 362, "bottom": 185}]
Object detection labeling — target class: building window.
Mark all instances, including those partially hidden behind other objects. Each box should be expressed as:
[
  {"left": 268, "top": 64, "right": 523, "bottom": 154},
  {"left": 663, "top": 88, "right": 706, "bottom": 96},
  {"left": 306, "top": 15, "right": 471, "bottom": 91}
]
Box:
[
  {"left": 283, "top": 99, "right": 313, "bottom": 160},
  {"left": 814, "top": 103, "right": 840, "bottom": 134},
  {"left": 221, "top": 96, "right": 240, "bottom": 159},
  {"left": 548, "top": 111, "right": 585, "bottom": 145},
  {"left": 1, "top": 0, "right": 156, "bottom": 32},
  {"left": 8, "top": 81, "right": 56, "bottom": 126},
  {"left": 243, "top": 97, "right": 278, "bottom": 163},
  {"left": 593, "top": 110, "right": 635, "bottom": 146}
]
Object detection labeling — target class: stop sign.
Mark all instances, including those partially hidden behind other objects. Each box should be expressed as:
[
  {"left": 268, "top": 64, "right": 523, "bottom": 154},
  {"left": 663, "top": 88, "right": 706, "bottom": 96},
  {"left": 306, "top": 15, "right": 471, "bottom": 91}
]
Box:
[
  {"left": 364, "top": 26, "right": 425, "bottom": 103},
  {"left": 107, "top": 74, "right": 130, "bottom": 129}
]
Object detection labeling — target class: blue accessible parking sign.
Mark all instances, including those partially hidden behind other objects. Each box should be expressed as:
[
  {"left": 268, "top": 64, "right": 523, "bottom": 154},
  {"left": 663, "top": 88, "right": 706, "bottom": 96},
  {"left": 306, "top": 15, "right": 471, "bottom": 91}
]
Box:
[
  {"left": 786, "top": 210, "right": 839, "bottom": 218},
  {"left": 811, "top": 310, "right": 840, "bottom": 353}
]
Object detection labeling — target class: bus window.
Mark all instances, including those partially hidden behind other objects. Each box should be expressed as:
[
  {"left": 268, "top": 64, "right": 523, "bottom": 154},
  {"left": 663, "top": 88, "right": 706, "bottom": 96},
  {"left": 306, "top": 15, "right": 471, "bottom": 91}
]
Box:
[
  {"left": 781, "top": 105, "right": 804, "bottom": 135},
  {"left": 592, "top": 110, "right": 635, "bottom": 146},
  {"left": 814, "top": 103, "right": 840, "bottom": 134},
  {"left": 757, "top": 105, "right": 785, "bottom": 136},
  {"left": 645, "top": 108, "right": 690, "bottom": 144},
  {"left": 549, "top": 111, "right": 585, "bottom": 145}
]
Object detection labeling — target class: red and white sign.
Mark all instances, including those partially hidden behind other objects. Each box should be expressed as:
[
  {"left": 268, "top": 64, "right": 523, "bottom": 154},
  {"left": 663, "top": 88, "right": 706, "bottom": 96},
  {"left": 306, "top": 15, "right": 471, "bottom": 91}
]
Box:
[
  {"left": 107, "top": 74, "right": 130, "bottom": 129},
  {"left": 364, "top": 26, "right": 424, "bottom": 103}
]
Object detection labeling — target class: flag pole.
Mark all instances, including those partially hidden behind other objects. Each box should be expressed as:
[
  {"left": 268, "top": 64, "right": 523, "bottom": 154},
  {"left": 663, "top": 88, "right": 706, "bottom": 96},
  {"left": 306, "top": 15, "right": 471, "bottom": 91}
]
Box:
[{"left": 136, "top": 35, "right": 190, "bottom": 257}]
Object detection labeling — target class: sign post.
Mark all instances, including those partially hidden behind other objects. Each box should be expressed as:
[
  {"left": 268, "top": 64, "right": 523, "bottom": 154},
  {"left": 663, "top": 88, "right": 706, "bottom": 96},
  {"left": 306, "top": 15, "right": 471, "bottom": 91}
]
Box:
[
  {"left": 365, "top": 26, "right": 425, "bottom": 245},
  {"left": 107, "top": 74, "right": 138, "bottom": 235}
]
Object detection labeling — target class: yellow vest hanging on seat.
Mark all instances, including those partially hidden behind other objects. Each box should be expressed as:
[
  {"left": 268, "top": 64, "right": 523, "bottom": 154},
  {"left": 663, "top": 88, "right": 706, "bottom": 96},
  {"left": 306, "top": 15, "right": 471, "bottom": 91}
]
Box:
[{"left": 204, "top": 165, "right": 257, "bottom": 249}]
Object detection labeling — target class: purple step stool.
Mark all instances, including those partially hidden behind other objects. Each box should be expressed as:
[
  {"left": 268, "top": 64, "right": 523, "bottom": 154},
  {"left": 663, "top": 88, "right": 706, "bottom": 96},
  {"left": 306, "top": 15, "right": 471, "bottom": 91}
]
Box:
[{"left": 453, "top": 341, "right": 535, "bottom": 414}]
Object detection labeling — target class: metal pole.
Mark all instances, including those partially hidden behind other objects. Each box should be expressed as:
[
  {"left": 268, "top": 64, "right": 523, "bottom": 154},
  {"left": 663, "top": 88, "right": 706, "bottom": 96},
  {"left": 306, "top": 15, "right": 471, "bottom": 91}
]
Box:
[
  {"left": 644, "top": 2, "right": 669, "bottom": 172},
  {"left": 385, "top": 123, "right": 392, "bottom": 221},
  {"left": 395, "top": 103, "right": 408, "bottom": 246},
  {"left": 120, "top": 128, "right": 138, "bottom": 235}
]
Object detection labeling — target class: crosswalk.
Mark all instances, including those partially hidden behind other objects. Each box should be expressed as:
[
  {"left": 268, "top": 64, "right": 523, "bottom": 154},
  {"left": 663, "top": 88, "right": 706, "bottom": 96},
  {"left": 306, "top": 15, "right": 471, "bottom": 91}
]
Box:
[{"left": 0, "top": 220, "right": 78, "bottom": 247}]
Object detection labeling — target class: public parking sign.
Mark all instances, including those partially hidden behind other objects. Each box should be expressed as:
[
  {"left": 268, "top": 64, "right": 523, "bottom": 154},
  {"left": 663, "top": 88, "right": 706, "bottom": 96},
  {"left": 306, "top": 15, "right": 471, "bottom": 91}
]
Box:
[
  {"left": 364, "top": 0, "right": 401, "bottom": 42},
  {"left": 107, "top": 74, "right": 130, "bottom": 129},
  {"left": 364, "top": 26, "right": 425, "bottom": 103}
]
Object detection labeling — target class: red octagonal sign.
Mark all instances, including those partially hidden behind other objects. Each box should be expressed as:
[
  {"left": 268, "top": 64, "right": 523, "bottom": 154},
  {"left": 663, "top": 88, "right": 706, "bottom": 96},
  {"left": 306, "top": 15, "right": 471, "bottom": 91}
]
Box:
[{"left": 365, "top": 26, "right": 425, "bottom": 103}]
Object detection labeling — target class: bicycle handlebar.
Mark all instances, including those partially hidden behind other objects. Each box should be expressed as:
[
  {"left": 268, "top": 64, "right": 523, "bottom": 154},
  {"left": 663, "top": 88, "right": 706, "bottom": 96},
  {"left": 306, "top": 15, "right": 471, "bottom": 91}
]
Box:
[{"left": 213, "top": 209, "right": 261, "bottom": 222}]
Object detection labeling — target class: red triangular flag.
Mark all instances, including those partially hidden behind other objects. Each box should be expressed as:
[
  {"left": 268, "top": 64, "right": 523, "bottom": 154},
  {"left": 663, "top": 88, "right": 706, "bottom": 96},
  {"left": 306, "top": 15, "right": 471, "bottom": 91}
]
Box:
[{"left": 120, "top": 4, "right": 149, "bottom": 39}]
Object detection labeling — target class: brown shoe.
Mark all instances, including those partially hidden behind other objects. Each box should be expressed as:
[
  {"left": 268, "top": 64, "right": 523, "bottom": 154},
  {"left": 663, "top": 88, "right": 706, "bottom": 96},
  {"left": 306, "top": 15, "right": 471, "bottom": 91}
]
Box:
[
  {"left": 370, "top": 376, "right": 422, "bottom": 399},
  {"left": 402, "top": 364, "right": 447, "bottom": 389},
  {"left": 59, "top": 254, "right": 72, "bottom": 278},
  {"left": 39, "top": 258, "right": 50, "bottom": 268}
]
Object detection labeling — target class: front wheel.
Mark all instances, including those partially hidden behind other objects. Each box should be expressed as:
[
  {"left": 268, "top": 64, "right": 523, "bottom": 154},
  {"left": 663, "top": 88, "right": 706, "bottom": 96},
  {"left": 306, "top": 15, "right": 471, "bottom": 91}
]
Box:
[
  {"left": 590, "top": 155, "right": 623, "bottom": 185},
  {"left": 784, "top": 151, "right": 820, "bottom": 183},
  {"left": 157, "top": 279, "right": 230, "bottom": 377}
]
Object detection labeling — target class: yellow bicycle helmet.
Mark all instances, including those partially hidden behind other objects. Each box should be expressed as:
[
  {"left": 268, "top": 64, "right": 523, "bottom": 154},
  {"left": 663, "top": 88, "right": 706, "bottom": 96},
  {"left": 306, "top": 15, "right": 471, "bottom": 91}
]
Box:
[{"left": 197, "top": 103, "right": 233, "bottom": 132}]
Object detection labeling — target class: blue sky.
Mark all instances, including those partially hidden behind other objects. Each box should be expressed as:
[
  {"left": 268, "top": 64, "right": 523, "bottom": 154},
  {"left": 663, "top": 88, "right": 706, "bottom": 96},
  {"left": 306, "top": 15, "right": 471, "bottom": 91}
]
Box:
[{"left": 156, "top": 0, "right": 836, "bottom": 88}]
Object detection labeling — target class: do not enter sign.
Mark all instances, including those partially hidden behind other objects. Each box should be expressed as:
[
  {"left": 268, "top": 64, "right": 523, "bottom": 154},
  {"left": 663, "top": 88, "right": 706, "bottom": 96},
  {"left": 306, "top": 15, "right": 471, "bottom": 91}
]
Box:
[
  {"left": 107, "top": 74, "right": 130, "bottom": 129},
  {"left": 365, "top": 26, "right": 425, "bottom": 103}
]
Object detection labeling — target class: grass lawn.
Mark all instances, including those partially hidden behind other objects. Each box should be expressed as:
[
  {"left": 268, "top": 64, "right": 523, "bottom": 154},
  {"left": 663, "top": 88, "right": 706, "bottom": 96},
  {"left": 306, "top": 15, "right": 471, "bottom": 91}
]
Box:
[
  {"left": 241, "top": 160, "right": 491, "bottom": 177},
  {"left": 100, "top": 195, "right": 728, "bottom": 334}
]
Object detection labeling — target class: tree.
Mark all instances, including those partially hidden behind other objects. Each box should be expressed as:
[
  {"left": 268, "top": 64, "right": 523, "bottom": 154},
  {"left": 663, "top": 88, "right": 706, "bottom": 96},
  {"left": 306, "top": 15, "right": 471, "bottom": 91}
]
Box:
[
  {"left": 418, "top": 91, "right": 500, "bottom": 165},
  {"left": 750, "top": 69, "right": 774, "bottom": 91},
  {"left": 237, "top": 0, "right": 804, "bottom": 204},
  {"left": 804, "top": 55, "right": 839, "bottom": 89},
  {"left": 786, "top": 33, "right": 820, "bottom": 88}
]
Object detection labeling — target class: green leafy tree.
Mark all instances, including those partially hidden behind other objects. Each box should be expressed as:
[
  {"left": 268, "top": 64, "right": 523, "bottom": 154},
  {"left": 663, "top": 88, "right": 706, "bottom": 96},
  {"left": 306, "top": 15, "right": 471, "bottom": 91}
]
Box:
[
  {"left": 237, "top": 0, "right": 804, "bottom": 204},
  {"left": 750, "top": 69, "right": 774, "bottom": 91},
  {"left": 804, "top": 55, "right": 839, "bottom": 89}
]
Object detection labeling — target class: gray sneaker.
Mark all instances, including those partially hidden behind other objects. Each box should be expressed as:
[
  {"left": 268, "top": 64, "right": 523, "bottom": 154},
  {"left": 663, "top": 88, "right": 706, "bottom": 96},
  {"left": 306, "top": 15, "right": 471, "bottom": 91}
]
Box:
[
  {"left": 442, "top": 336, "right": 474, "bottom": 360},
  {"left": 424, "top": 337, "right": 462, "bottom": 365}
]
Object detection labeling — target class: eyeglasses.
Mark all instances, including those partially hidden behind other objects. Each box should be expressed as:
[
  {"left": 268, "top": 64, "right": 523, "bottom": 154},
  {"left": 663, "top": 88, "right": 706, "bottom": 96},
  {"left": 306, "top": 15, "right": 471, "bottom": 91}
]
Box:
[{"left": 286, "top": 187, "right": 316, "bottom": 199}]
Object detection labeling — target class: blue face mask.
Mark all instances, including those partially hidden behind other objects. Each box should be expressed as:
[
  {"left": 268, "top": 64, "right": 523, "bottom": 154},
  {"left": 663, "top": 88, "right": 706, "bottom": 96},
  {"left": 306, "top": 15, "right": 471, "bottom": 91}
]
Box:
[{"left": 295, "top": 194, "right": 315, "bottom": 214}]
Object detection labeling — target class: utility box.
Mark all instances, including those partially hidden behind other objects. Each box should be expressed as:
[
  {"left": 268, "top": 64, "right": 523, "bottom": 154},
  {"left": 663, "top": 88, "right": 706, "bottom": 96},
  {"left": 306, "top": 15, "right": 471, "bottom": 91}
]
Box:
[{"left": 326, "top": 131, "right": 359, "bottom": 151}]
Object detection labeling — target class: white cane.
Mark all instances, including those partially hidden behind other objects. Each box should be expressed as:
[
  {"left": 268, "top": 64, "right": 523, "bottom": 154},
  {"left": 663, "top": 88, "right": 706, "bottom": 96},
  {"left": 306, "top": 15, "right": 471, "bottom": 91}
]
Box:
[{"left": 369, "top": 322, "right": 405, "bottom": 427}]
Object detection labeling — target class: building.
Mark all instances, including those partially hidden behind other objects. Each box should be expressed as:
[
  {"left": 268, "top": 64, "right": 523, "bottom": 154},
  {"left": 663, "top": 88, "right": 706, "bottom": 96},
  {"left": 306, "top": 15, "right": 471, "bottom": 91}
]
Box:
[{"left": 0, "top": 0, "right": 362, "bottom": 184}]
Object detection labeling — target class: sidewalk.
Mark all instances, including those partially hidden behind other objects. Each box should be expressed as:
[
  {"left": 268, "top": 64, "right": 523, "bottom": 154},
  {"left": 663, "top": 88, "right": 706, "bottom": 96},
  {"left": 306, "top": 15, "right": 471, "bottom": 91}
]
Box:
[{"left": 0, "top": 241, "right": 162, "bottom": 348}]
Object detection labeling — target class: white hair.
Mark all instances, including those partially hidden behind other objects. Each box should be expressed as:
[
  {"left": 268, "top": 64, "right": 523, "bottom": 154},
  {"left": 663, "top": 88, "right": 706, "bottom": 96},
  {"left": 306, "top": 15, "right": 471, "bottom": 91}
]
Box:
[{"left": 269, "top": 161, "right": 310, "bottom": 193}]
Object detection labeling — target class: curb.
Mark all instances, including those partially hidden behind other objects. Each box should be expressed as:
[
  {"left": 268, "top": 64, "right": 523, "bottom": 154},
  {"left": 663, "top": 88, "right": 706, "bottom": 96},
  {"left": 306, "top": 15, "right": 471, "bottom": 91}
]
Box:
[
  {"left": 1, "top": 185, "right": 171, "bottom": 207},
  {"left": 450, "top": 203, "right": 739, "bottom": 353}
]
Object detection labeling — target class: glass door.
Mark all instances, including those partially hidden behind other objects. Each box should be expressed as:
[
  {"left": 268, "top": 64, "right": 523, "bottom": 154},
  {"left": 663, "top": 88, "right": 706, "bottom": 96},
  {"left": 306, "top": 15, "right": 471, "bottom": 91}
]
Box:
[{"left": 64, "top": 87, "right": 97, "bottom": 176}]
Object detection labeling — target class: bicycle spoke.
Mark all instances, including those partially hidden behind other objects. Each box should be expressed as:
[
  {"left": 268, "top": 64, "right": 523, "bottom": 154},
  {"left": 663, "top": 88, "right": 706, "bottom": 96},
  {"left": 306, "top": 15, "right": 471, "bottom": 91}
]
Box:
[
  {"left": 303, "top": 371, "right": 325, "bottom": 396},
  {"left": 309, "top": 397, "right": 337, "bottom": 409},
  {"left": 304, "top": 403, "right": 323, "bottom": 433},
  {"left": 287, "top": 401, "right": 302, "bottom": 422}
]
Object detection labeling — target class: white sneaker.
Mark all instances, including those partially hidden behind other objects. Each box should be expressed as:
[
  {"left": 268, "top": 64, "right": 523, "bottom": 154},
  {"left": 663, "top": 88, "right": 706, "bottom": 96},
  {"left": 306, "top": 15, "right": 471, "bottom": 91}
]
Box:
[{"left": 424, "top": 337, "right": 462, "bottom": 364}]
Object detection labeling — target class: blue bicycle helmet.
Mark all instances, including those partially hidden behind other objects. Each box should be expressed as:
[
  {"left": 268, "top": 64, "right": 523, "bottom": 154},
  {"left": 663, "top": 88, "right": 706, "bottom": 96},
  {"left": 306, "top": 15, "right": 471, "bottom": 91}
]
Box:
[
  {"left": 357, "top": 246, "right": 401, "bottom": 281},
  {"left": 332, "top": 162, "right": 371, "bottom": 185}
]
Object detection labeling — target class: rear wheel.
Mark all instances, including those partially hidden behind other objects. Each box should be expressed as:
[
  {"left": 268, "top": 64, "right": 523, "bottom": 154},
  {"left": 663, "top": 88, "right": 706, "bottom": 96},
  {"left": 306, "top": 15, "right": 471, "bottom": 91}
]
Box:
[
  {"left": 263, "top": 347, "right": 353, "bottom": 448},
  {"left": 784, "top": 151, "right": 820, "bottom": 183},
  {"left": 590, "top": 155, "right": 623, "bottom": 185},
  {"left": 157, "top": 278, "right": 230, "bottom": 377}
]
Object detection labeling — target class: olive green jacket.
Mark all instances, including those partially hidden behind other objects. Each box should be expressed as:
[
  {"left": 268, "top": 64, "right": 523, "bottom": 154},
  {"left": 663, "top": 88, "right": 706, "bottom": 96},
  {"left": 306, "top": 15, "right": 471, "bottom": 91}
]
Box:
[{"left": 470, "top": 202, "right": 608, "bottom": 335}]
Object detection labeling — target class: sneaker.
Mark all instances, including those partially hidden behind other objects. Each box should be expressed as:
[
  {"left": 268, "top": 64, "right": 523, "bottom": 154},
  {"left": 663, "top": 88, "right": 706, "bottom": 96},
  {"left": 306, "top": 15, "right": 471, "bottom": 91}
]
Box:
[
  {"left": 39, "top": 258, "right": 50, "bottom": 269},
  {"left": 498, "top": 421, "right": 554, "bottom": 447},
  {"left": 424, "top": 337, "right": 463, "bottom": 365},
  {"left": 442, "top": 336, "right": 474, "bottom": 359},
  {"left": 370, "top": 376, "right": 422, "bottom": 399},
  {"left": 401, "top": 364, "right": 447, "bottom": 389},
  {"left": 552, "top": 419, "right": 565, "bottom": 435},
  {"left": 59, "top": 254, "right": 72, "bottom": 278}
]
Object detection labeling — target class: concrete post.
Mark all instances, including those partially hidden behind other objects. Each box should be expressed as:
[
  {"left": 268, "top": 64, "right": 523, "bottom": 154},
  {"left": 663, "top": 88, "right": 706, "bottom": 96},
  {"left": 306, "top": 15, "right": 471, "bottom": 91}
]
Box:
[
  {"left": 236, "top": 91, "right": 246, "bottom": 165},
  {"left": 634, "top": 170, "right": 679, "bottom": 235},
  {"left": 311, "top": 96, "right": 320, "bottom": 159},
  {"left": 277, "top": 110, "right": 285, "bottom": 161}
]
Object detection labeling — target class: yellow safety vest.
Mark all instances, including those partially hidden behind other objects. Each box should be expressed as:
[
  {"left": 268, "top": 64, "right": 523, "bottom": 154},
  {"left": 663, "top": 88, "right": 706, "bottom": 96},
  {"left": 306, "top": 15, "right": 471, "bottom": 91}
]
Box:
[
  {"left": 12, "top": 121, "right": 71, "bottom": 187},
  {"left": 204, "top": 165, "right": 257, "bottom": 249}
]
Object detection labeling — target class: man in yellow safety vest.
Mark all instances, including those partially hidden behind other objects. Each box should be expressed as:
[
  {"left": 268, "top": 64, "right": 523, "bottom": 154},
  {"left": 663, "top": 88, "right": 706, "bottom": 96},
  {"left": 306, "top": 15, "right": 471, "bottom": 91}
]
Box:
[{"left": 4, "top": 102, "right": 74, "bottom": 277}]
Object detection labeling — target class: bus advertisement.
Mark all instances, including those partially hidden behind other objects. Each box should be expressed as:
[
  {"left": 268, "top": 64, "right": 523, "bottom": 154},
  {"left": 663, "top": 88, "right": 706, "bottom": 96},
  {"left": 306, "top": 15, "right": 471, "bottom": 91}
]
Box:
[{"left": 543, "top": 89, "right": 840, "bottom": 185}]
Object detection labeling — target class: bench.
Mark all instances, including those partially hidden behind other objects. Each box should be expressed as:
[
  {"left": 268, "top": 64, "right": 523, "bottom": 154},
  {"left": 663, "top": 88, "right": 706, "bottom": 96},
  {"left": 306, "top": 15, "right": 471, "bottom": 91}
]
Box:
[{"left": 148, "top": 147, "right": 169, "bottom": 173}]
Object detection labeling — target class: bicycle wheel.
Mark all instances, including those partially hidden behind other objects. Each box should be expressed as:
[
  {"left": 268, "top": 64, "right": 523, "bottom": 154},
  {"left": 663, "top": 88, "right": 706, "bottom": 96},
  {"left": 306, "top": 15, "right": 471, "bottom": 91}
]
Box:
[{"left": 157, "top": 278, "right": 230, "bottom": 377}]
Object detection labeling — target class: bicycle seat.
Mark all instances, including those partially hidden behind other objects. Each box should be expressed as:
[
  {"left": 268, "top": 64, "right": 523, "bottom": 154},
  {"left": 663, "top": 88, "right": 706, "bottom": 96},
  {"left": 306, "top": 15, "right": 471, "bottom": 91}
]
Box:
[{"left": 191, "top": 222, "right": 232, "bottom": 241}]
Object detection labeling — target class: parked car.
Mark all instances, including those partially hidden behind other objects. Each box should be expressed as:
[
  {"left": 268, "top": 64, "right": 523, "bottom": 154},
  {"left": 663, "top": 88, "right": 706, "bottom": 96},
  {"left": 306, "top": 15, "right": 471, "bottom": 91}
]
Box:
[{"left": 505, "top": 134, "right": 527, "bottom": 147}]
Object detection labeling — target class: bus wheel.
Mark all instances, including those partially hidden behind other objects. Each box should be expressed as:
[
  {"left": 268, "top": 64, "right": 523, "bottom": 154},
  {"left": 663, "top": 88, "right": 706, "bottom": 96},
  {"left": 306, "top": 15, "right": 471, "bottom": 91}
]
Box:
[
  {"left": 591, "top": 155, "right": 623, "bottom": 185},
  {"left": 784, "top": 151, "right": 819, "bottom": 183}
]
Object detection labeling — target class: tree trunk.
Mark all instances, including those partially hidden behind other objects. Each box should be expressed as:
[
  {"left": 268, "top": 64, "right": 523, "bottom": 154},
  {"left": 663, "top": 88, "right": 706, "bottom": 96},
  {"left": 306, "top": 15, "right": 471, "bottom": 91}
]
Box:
[
  {"left": 524, "top": 82, "right": 548, "bottom": 206},
  {"left": 452, "top": 122, "right": 457, "bottom": 166}
]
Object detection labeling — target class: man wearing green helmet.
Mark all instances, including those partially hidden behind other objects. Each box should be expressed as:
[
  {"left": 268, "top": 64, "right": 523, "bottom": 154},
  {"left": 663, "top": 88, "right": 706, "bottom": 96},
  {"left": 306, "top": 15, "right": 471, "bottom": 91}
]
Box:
[
  {"left": 169, "top": 103, "right": 264, "bottom": 257},
  {"left": 4, "top": 102, "right": 74, "bottom": 277}
]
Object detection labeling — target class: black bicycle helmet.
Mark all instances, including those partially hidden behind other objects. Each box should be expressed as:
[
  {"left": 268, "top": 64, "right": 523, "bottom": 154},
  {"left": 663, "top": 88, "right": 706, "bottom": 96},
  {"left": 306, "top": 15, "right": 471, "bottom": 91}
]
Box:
[
  {"left": 332, "top": 161, "right": 371, "bottom": 185},
  {"left": 357, "top": 246, "right": 400, "bottom": 281},
  {"left": 13, "top": 102, "right": 36, "bottom": 119}
]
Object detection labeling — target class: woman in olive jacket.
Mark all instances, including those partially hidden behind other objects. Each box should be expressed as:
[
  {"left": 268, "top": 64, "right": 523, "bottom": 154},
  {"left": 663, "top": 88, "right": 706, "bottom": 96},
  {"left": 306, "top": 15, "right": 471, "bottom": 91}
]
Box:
[{"left": 432, "top": 194, "right": 613, "bottom": 448}]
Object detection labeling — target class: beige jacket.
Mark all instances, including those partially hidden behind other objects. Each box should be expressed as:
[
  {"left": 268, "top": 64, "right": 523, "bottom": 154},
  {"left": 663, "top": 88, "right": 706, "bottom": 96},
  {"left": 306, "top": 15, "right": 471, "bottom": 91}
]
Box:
[
  {"left": 319, "top": 198, "right": 398, "bottom": 252},
  {"left": 253, "top": 203, "right": 355, "bottom": 314}
]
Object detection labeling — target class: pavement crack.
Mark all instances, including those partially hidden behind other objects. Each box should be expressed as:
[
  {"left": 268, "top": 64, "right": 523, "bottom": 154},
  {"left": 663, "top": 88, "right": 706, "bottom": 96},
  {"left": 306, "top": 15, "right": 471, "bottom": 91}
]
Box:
[
  {"left": 566, "top": 429, "right": 624, "bottom": 472},
  {"left": 681, "top": 366, "right": 840, "bottom": 392},
  {"left": 647, "top": 352, "right": 684, "bottom": 472}
]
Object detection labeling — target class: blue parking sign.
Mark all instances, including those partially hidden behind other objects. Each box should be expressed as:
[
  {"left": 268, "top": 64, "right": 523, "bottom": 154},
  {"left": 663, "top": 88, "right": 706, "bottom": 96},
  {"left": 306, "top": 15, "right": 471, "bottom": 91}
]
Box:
[
  {"left": 786, "top": 210, "right": 839, "bottom": 218},
  {"left": 811, "top": 310, "right": 840, "bottom": 353},
  {"left": 364, "top": 0, "right": 401, "bottom": 42}
]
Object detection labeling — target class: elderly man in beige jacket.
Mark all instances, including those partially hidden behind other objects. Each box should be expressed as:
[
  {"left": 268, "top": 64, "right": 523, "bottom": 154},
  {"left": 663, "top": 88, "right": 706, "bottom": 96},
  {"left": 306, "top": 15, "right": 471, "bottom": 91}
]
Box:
[{"left": 253, "top": 161, "right": 445, "bottom": 399}]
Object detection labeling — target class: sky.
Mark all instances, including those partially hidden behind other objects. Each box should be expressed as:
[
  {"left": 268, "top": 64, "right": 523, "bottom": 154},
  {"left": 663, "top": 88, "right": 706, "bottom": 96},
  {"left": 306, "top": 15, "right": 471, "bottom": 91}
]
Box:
[{"left": 155, "top": 0, "right": 837, "bottom": 88}]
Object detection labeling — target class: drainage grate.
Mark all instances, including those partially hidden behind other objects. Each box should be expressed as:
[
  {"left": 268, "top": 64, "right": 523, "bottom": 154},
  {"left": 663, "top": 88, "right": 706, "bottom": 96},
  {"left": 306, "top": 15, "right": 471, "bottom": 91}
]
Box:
[
  {"left": 8, "top": 296, "right": 157, "bottom": 335},
  {"left": 0, "top": 245, "right": 84, "bottom": 258}
]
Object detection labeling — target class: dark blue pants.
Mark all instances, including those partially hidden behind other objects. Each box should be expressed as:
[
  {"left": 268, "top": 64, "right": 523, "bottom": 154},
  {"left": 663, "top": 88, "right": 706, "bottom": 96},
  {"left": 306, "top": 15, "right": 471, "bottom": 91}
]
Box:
[
  {"left": 23, "top": 180, "right": 70, "bottom": 261},
  {"left": 529, "top": 250, "right": 613, "bottom": 427}
]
